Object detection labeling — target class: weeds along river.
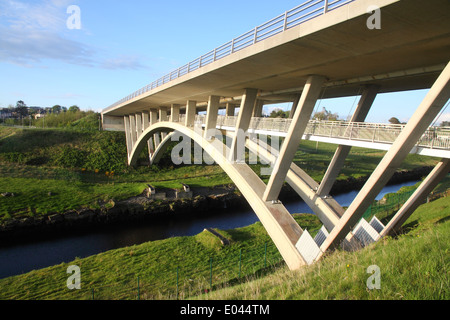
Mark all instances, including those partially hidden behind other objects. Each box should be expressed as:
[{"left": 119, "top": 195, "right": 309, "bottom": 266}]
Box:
[{"left": 0, "top": 181, "right": 419, "bottom": 279}]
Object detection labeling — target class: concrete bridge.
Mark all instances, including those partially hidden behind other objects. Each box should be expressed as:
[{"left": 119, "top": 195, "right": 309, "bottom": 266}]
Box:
[{"left": 102, "top": 0, "right": 450, "bottom": 270}]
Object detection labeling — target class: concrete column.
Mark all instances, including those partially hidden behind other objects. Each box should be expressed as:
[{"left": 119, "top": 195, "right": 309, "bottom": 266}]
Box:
[
  {"left": 185, "top": 100, "right": 197, "bottom": 127},
  {"left": 320, "top": 62, "right": 450, "bottom": 253},
  {"left": 149, "top": 109, "right": 158, "bottom": 125},
  {"left": 252, "top": 100, "right": 264, "bottom": 118},
  {"left": 142, "top": 112, "right": 150, "bottom": 130},
  {"left": 245, "top": 137, "right": 343, "bottom": 231},
  {"left": 288, "top": 95, "right": 301, "bottom": 119},
  {"left": 149, "top": 109, "right": 159, "bottom": 151},
  {"left": 129, "top": 114, "right": 137, "bottom": 149},
  {"left": 159, "top": 107, "right": 168, "bottom": 122},
  {"left": 229, "top": 88, "right": 258, "bottom": 162},
  {"left": 142, "top": 112, "right": 153, "bottom": 159},
  {"left": 317, "top": 85, "right": 379, "bottom": 196},
  {"left": 124, "top": 115, "right": 132, "bottom": 157},
  {"left": 159, "top": 107, "right": 168, "bottom": 139},
  {"left": 263, "top": 75, "right": 326, "bottom": 202},
  {"left": 204, "top": 95, "right": 221, "bottom": 140},
  {"left": 380, "top": 159, "right": 450, "bottom": 237},
  {"left": 153, "top": 132, "right": 161, "bottom": 150},
  {"left": 135, "top": 113, "right": 143, "bottom": 140},
  {"left": 171, "top": 104, "right": 180, "bottom": 122},
  {"left": 226, "top": 103, "right": 236, "bottom": 117}
]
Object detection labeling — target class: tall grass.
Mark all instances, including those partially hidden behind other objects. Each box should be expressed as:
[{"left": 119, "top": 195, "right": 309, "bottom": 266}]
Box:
[
  {"left": 200, "top": 195, "right": 450, "bottom": 300},
  {"left": 0, "top": 193, "right": 448, "bottom": 300}
]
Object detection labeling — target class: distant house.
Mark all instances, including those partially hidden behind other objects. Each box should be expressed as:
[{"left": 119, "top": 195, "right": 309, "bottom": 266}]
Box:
[{"left": 0, "top": 108, "right": 12, "bottom": 119}]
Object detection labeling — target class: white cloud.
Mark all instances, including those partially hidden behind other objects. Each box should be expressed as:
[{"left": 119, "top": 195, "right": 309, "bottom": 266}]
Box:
[
  {"left": 435, "top": 112, "right": 450, "bottom": 125},
  {"left": 0, "top": 0, "right": 147, "bottom": 70},
  {"left": 0, "top": 25, "right": 94, "bottom": 67},
  {"left": 0, "top": 0, "right": 69, "bottom": 31}
]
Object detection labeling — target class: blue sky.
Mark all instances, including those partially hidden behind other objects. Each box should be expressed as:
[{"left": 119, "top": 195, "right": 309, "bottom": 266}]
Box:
[{"left": 0, "top": 0, "right": 448, "bottom": 124}]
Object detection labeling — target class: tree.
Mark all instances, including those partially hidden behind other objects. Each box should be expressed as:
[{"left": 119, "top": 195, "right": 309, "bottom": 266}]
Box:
[
  {"left": 15, "top": 100, "right": 28, "bottom": 117},
  {"left": 52, "top": 105, "right": 62, "bottom": 114},
  {"left": 269, "top": 109, "right": 289, "bottom": 118},
  {"left": 69, "top": 105, "right": 81, "bottom": 113},
  {"left": 388, "top": 117, "right": 401, "bottom": 125},
  {"left": 313, "top": 107, "right": 339, "bottom": 121},
  {"left": 440, "top": 121, "right": 450, "bottom": 127}
]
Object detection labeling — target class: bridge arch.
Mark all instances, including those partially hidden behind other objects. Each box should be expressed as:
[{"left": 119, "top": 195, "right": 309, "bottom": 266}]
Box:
[{"left": 128, "top": 121, "right": 309, "bottom": 270}]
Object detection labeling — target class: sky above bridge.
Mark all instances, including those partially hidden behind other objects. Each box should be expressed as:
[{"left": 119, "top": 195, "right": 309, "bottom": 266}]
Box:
[{"left": 0, "top": 0, "right": 447, "bottom": 124}]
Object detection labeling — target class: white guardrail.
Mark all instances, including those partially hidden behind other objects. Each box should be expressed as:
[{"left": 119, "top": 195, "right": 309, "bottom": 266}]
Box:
[
  {"left": 192, "top": 115, "right": 450, "bottom": 151},
  {"left": 107, "top": 0, "right": 355, "bottom": 110}
]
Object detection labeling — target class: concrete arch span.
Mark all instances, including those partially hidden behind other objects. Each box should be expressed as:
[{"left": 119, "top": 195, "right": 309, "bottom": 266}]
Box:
[{"left": 128, "top": 122, "right": 308, "bottom": 270}]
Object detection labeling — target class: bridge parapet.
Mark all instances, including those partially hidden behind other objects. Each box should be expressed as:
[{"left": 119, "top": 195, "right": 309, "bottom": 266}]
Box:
[{"left": 191, "top": 115, "right": 450, "bottom": 153}]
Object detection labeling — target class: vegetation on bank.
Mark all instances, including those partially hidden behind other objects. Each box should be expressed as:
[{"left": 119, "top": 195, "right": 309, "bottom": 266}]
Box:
[
  {"left": 0, "top": 113, "right": 448, "bottom": 300},
  {"left": 0, "top": 181, "right": 448, "bottom": 300},
  {"left": 201, "top": 193, "right": 449, "bottom": 300},
  {"left": 0, "top": 123, "right": 441, "bottom": 224}
]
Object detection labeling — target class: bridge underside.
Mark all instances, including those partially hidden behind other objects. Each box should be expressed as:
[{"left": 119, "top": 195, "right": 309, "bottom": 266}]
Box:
[
  {"left": 116, "top": 64, "right": 450, "bottom": 270},
  {"left": 102, "top": 0, "right": 450, "bottom": 270}
]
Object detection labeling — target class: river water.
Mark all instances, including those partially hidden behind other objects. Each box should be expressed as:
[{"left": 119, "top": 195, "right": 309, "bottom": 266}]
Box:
[{"left": 0, "top": 181, "right": 419, "bottom": 279}]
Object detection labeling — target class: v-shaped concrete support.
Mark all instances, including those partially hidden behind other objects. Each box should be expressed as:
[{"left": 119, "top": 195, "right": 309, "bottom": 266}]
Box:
[
  {"left": 319, "top": 61, "right": 450, "bottom": 253},
  {"left": 264, "top": 75, "right": 326, "bottom": 202}
]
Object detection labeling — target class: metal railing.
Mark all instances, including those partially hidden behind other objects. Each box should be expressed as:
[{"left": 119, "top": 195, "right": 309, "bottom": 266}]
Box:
[
  {"left": 107, "top": 0, "right": 355, "bottom": 110},
  {"left": 193, "top": 115, "right": 450, "bottom": 151}
]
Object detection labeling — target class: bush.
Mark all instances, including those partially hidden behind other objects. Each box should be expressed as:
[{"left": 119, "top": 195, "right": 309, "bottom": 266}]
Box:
[
  {"left": 84, "top": 132, "right": 128, "bottom": 172},
  {"left": 53, "top": 146, "right": 88, "bottom": 168}
]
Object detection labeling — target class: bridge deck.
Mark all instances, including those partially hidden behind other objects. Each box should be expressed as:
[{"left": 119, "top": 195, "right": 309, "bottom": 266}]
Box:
[{"left": 102, "top": 0, "right": 450, "bottom": 117}]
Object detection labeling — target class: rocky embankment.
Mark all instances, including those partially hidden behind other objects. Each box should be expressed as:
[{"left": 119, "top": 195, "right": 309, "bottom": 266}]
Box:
[{"left": 0, "top": 166, "right": 433, "bottom": 245}]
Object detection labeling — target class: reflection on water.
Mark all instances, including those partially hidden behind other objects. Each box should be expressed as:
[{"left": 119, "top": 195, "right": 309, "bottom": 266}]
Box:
[{"left": 0, "top": 180, "right": 418, "bottom": 279}]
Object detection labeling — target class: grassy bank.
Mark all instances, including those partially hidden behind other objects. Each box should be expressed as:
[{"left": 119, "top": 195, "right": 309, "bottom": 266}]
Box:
[
  {"left": 201, "top": 194, "right": 450, "bottom": 300},
  {"left": 0, "top": 126, "right": 440, "bottom": 225},
  {"left": 0, "top": 182, "right": 448, "bottom": 300}
]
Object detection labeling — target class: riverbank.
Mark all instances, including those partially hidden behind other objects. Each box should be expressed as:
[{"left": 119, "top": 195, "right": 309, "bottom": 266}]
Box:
[
  {"left": 0, "top": 186, "right": 448, "bottom": 300},
  {"left": 0, "top": 166, "right": 433, "bottom": 246}
]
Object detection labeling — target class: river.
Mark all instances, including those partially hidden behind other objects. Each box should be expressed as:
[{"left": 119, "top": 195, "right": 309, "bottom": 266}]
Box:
[{"left": 0, "top": 180, "right": 419, "bottom": 279}]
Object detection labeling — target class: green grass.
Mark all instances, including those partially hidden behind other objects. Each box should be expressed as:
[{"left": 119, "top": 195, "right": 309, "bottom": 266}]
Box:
[
  {"left": 0, "top": 177, "right": 147, "bottom": 222},
  {"left": 200, "top": 195, "right": 450, "bottom": 300},
  {"left": 0, "top": 218, "right": 297, "bottom": 300},
  {"left": 0, "top": 186, "right": 448, "bottom": 300}
]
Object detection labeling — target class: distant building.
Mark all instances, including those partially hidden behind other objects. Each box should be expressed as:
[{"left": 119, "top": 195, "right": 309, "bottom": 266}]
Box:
[
  {"left": 0, "top": 108, "right": 13, "bottom": 119},
  {"left": 28, "top": 106, "right": 44, "bottom": 113}
]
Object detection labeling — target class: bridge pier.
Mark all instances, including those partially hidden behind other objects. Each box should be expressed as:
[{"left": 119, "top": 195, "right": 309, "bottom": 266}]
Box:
[
  {"left": 171, "top": 104, "right": 180, "bottom": 123},
  {"left": 317, "top": 85, "right": 379, "bottom": 197},
  {"left": 226, "top": 103, "right": 236, "bottom": 117},
  {"left": 185, "top": 100, "right": 197, "bottom": 127},
  {"left": 229, "top": 88, "right": 258, "bottom": 163},
  {"left": 381, "top": 158, "right": 450, "bottom": 237},
  {"left": 245, "top": 137, "right": 342, "bottom": 232},
  {"left": 264, "top": 75, "right": 326, "bottom": 202},
  {"left": 320, "top": 61, "right": 450, "bottom": 253},
  {"left": 204, "top": 96, "right": 221, "bottom": 140}
]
